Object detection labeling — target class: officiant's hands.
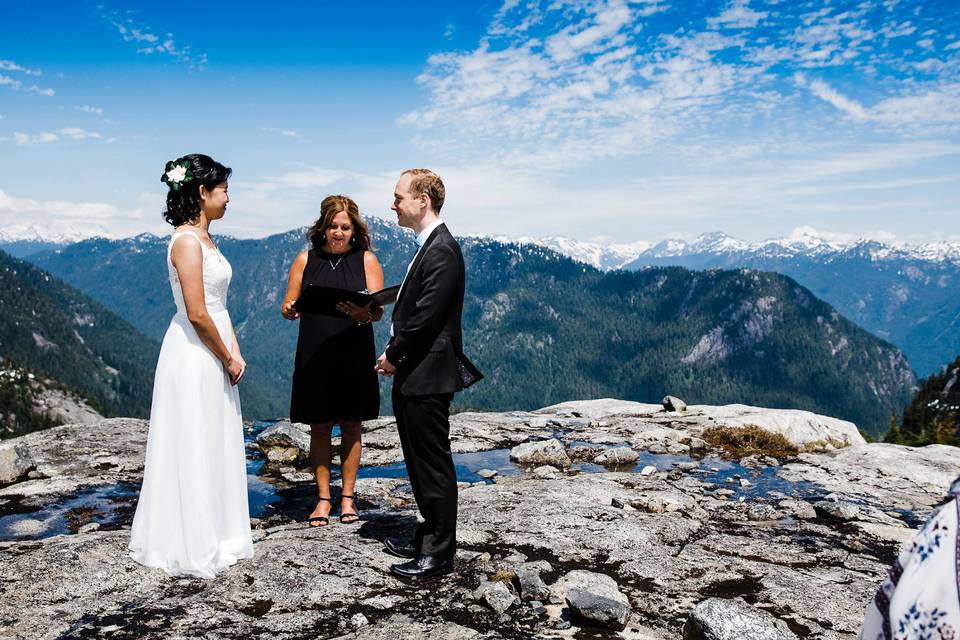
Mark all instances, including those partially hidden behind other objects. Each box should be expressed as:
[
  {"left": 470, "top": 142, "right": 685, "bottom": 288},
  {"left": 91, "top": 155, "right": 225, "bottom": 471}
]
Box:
[
  {"left": 281, "top": 300, "right": 300, "bottom": 320},
  {"left": 337, "top": 300, "right": 376, "bottom": 324}
]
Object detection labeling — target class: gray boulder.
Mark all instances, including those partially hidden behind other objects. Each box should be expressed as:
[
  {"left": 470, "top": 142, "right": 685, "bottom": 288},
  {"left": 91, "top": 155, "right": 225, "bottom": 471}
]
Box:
[
  {"left": 475, "top": 580, "right": 516, "bottom": 614},
  {"left": 509, "top": 438, "right": 571, "bottom": 468},
  {"left": 683, "top": 598, "right": 797, "bottom": 640},
  {"left": 594, "top": 447, "right": 640, "bottom": 467},
  {"left": 515, "top": 565, "right": 550, "bottom": 601},
  {"left": 553, "top": 570, "right": 630, "bottom": 630},
  {"left": 256, "top": 421, "right": 311, "bottom": 465},
  {"left": 0, "top": 442, "right": 35, "bottom": 486},
  {"left": 814, "top": 499, "right": 860, "bottom": 521},
  {"left": 663, "top": 395, "right": 688, "bottom": 412}
]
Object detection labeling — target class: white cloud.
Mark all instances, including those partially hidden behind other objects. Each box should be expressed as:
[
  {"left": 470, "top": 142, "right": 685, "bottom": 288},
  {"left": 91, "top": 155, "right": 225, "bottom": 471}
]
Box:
[
  {"left": 58, "top": 127, "right": 102, "bottom": 140},
  {"left": 103, "top": 10, "right": 207, "bottom": 68},
  {"left": 946, "top": 41, "right": 960, "bottom": 51},
  {"left": 12, "top": 128, "right": 103, "bottom": 145},
  {"left": 707, "top": 0, "right": 768, "bottom": 29},
  {"left": 0, "top": 60, "right": 42, "bottom": 76},
  {"left": 0, "top": 74, "right": 55, "bottom": 96},
  {"left": 14, "top": 132, "right": 59, "bottom": 145},
  {"left": 75, "top": 105, "right": 104, "bottom": 116},
  {"left": 801, "top": 75, "right": 960, "bottom": 131},
  {"left": 0, "top": 189, "right": 165, "bottom": 240},
  {"left": 261, "top": 127, "right": 300, "bottom": 138}
]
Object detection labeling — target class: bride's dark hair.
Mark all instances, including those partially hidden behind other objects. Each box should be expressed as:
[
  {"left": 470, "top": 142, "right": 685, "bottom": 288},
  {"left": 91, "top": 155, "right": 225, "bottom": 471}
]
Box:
[{"left": 161, "top": 154, "right": 232, "bottom": 226}]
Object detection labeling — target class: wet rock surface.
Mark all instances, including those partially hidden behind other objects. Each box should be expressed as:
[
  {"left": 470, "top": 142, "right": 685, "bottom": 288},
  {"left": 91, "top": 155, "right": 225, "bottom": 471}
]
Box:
[{"left": 1, "top": 400, "right": 958, "bottom": 639}]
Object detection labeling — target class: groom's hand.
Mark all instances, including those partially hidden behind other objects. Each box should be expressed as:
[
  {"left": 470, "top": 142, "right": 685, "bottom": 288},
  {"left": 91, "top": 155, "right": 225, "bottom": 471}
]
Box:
[{"left": 375, "top": 353, "right": 396, "bottom": 376}]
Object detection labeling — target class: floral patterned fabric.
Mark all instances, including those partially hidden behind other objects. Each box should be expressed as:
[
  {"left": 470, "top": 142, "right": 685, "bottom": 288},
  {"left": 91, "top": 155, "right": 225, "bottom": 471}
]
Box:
[{"left": 860, "top": 477, "right": 960, "bottom": 640}]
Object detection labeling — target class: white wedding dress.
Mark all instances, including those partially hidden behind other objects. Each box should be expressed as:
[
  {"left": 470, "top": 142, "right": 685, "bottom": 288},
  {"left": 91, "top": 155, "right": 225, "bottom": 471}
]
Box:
[{"left": 129, "top": 229, "right": 253, "bottom": 578}]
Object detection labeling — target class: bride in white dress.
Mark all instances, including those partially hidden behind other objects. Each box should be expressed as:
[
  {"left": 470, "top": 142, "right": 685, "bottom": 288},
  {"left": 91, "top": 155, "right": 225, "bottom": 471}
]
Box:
[{"left": 129, "top": 154, "right": 253, "bottom": 578}]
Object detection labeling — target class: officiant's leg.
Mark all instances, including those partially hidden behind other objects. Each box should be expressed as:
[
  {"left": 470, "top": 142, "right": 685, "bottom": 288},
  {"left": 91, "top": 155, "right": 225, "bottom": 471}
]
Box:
[
  {"left": 339, "top": 420, "right": 362, "bottom": 521},
  {"left": 404, "top": 392, "right": 457, "bottom": 559},
  {"left": 309, "top": 421, "right": 335, "bottom": 525}
]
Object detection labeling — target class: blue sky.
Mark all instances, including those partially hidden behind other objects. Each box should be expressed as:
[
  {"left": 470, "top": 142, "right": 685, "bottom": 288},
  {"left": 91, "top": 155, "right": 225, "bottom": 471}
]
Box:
[{"left": 1, "top": 0, "right": 958, "bottom": 244}]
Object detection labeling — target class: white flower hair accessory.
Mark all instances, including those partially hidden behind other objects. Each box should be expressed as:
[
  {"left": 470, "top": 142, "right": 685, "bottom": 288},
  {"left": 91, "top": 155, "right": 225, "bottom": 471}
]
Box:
[{"left": 161, "top": 160, "right": 194, "bottom": 191}]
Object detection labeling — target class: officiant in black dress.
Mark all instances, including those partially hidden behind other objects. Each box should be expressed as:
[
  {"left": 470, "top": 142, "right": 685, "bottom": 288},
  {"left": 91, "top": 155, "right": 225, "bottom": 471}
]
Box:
[{"left": 281, "top": 195, "right": 384, "bottom": 527}]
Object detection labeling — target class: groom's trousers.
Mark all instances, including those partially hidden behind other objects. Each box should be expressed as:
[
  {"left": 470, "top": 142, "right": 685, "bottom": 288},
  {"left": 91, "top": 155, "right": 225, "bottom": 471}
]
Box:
[{"left": 392, "top": 386, "right": 457, "bottom": 560}]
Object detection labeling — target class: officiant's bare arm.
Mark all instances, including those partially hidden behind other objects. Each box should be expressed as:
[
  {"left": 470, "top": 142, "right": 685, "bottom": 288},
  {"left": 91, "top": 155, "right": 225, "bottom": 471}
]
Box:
[
  {"left": 364, "top": 251, "right": 385, "bottom": 321},
  {"left": 170, "top": 235, "right": 242, "bottom": 384},
  {"left": 281, "top": 251, "right": 308, "bottom": 320}
]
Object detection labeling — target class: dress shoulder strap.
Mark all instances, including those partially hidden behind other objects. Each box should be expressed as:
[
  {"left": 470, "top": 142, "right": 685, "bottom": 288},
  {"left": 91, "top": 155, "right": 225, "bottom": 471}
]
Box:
[{"left": 168, "top": 229, "right": 206, "bottom": 255}]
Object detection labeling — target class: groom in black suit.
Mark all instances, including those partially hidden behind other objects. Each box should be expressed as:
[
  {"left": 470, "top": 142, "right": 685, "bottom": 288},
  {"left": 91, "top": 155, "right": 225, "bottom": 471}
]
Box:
[{"left": 375, "top": 168, "right": 472, "bottom": 579}]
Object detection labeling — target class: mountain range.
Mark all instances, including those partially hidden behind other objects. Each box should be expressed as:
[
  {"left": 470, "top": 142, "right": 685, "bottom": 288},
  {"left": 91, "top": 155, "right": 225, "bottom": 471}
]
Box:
[
  {"left": 0, "top": 249, "right": 156, "bottom": 423},
  {"left": 22, "top": 219, "right": 916, "bottom": 435},
  {"left": 500, "top": 229, "right": 958, "bottom": 378}
]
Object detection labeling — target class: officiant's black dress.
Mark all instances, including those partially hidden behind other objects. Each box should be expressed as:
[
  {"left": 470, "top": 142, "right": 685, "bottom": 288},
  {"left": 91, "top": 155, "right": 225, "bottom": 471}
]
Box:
[{"left": 290, "top": 246, "right": 379, "bottom": 423}]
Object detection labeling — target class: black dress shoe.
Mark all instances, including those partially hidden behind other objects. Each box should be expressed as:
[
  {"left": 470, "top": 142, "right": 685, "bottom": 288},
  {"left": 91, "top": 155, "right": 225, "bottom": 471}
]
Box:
[
  {"left": 389, "top": 554, "right": 454, "bottom": 579},
  {"left": 382, "top": 537, "right": 417, "bottom": 559}
]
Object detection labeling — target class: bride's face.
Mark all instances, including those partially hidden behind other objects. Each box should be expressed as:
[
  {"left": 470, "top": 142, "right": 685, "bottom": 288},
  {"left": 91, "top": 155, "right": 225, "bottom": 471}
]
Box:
[
  {"left": 200, "top": 182, "right": 229, "bottom": 220},
  {"left": 324, "top": 210, "right": 354, "bottom": 253}
]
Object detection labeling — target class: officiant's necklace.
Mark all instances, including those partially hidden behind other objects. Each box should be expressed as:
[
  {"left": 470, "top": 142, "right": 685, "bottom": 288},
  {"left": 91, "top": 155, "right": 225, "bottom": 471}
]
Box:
[{"left": 328, "top": 256, "right": 344, "bottom": 270}]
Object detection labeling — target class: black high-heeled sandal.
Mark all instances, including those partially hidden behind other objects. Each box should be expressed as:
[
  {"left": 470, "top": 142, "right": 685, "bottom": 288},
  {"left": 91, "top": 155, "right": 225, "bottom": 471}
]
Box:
[
  {"left": 307, "top": 497, "right": 332, "bottom": 527},
  {"left": 339, "top": 494, "right": 360, "bottom": 524}
]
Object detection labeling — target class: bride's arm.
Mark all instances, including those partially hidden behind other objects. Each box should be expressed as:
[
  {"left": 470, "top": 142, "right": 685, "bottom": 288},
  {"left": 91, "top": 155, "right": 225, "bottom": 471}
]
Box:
[
  {"left": 281, "top": 251, "right": 308, "bottom": 320},
  {"left": 171, "top": 236, "right": 243, "bottom": 384}
]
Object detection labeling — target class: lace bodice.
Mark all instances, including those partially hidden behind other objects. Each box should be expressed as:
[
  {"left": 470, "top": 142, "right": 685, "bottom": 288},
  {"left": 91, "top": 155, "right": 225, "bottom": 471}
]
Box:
[{"left": 167, "top": 230, "right": 232, "bottom": 315}]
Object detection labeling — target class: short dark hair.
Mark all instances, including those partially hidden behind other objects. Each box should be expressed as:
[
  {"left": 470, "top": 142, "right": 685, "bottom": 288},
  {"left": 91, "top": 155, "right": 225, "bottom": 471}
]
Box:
[
  {"left": 401, "top": 168, "right": 445, "bottom": 213},
  {"left": 160, "top": 154, "right": 232, "bottom": 226}
]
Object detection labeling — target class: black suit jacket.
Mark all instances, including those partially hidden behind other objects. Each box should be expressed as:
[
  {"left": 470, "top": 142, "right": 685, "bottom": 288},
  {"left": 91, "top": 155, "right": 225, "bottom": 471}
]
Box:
[{"left": 385, "top": 223, "right": 466, "bottom": 396}]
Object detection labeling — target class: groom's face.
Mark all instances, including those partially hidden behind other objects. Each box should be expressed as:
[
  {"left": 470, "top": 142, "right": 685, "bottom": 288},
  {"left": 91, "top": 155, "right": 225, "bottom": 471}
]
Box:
[{"left": 392, "top": 174, "right": 421, "bottom": 229}]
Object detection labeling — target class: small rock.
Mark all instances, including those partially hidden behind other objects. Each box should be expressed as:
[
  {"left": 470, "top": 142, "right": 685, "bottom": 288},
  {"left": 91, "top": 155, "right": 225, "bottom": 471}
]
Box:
[
  {"left": 281, "top": 471, "right": 315, "bottom": 483},
  {"left": 477, "top": 469, "right": 498, "bottom": 479},
  {"left": 515, "top": 565, "right": 551, "bottom": 601},
  {"left": 646, "top": 442, "right": 668, "bottom": 454},
  {"left": 662, "top": 395, "right": 688, "bottom": 412},
  {"left": 739, "top": 479, "right": 752, "bottom": 489},
  {"left": 350, "top": 613, "right": 369, "bottom": 629},
  {"left": 688, "top": 438, "right": 709, "bottom": 453},
  {"left": 362, "top": 595, "right": 402, "bottom": 610},
  {"left": 78, "top": 522, "right": 101, "bottom": 534},
  {"left": 0, "top": 443, "right": 35, "bottom": 486},
  {"left": 569, "top": 446, "right": 603, "bottom": 462},
  {"left": 683, "top": 597, "right": 797, "bottom": 639},
  {"left": 533, "top": 465, "right": 560, "bottom": 479},
  {"left": 668, "top": 443, "right": 691, "bottom": 455},
  {"left": 9, "top": 518, "right": 46, "bottom": 536},
  {"left": 530, "top": 601, "right": 547, "bottom": 616},
  {"left": 640, "top": 465, "right": 657, "bottom": 476},
  {"left": 255, "top": 422, "right": 310, "bottom": 465},
  {"left": 814, "top": 500, "right": 860, "bottom": 521},
  {"left": 476, "top": 580, "right": 516, "bottom": 614},
  {"left": 594, "top": 447, "right": 640, "bottom": 467},
  {"left": 510, "top": 439, "right": 571, "bottom": 469},
  {"left": 746, "top": 503, "right": 779, "bottom": 521},
  {"left": 778, "top": 499, "right": 817, "bottom": 520},
  {"left": 554, "top": 571, "right": 630, "bottom": 630}
]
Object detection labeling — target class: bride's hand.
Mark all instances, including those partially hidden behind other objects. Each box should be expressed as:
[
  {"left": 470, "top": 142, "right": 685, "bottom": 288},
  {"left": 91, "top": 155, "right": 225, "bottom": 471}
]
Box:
[{"left": 226, "top": 355, "right": 245, "bottom": 385}]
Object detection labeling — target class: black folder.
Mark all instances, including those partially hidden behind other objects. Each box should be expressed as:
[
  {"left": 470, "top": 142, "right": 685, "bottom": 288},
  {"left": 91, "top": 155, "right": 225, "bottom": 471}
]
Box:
[{"left": 294, "top": 284, "right": 400, "bottom": 316}]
